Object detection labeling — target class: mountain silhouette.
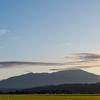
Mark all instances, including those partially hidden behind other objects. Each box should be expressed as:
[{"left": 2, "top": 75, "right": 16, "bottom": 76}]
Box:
[
  {"left": 0, "top": 69, "right": 99, "bottom": 89},
  {"left": 22, "top": 82, "right": 100, "bottom": 93}
]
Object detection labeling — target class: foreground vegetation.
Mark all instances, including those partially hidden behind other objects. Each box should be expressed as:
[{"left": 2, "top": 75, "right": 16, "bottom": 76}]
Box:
[{"left": 1, "top": 94, "right": 100, "bottom": 100}]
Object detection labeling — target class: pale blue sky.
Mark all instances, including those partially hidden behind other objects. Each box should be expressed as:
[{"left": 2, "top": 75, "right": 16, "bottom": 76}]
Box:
[{"left": 1, "top": 0, "right": 100, "bottom": 79}]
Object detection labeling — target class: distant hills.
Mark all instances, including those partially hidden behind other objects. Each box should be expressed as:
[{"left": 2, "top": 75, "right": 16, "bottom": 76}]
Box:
[
  {"left": 0, "top": 69, "right": 100, "bottom": 89},
  {"left": 22, "top": 82, "right": 100, "bottom": 93}
]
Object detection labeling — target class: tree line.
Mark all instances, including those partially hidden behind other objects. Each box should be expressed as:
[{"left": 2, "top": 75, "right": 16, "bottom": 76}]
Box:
[
  {"left": 0, "top": 90, "right": 72, "bottom": 94},
  {"left": 0, "top": 89, "right": 98, "bottom": 94}
]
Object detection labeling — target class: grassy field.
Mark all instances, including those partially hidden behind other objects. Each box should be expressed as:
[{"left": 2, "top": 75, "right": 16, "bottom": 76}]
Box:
[{"left": 1, "top": 94, "right": 100, "bottom": 100}]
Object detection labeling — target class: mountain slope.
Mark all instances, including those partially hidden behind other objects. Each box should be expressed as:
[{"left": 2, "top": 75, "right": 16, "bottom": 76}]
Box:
[
  {"left": 22, "top": 82, "right": 100, "bottom": 93},
  {"left": 0, "top": 69, "right": 100, "bottom": 89}
]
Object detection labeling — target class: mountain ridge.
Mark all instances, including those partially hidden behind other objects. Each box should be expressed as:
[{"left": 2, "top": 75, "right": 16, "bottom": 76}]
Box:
[
  {"left": 0, "top": 69, "right": 100, "bottom": 89},
  {"left": 21, "top": 81, "right": 100, "bottom": 93}
]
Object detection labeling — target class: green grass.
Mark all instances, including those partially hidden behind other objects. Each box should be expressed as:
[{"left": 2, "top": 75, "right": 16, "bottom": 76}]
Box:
[{"left": 1, "top": 94, "right": 100, "bottom": 100}]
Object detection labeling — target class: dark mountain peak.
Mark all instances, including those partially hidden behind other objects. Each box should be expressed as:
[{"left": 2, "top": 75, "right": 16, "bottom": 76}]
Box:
[{"left": 57, "top": 69, "right": 99, "bottom": 77}]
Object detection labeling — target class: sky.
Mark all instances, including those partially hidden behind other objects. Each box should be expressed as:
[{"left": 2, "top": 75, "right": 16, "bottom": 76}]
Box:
[{"left": 1, "top": 0, "right": 100, "bottom": 80}]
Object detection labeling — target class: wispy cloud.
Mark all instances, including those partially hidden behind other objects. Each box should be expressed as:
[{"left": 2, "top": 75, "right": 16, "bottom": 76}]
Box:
[
  {"left": 0, "top": 61, "right": 67, "bottom": 68},
  {"left": 50, "top": 65, "right": 100, "bottom": 71},
  {"left": 1, "top": 52, "right": 100, "bottom": 71},
  {"left": 60, "top": 43, "right": 71, "bottom": 46},
  {"left": 66, "top": 53, "right": 100, "bottom": 61},
  {"left": 0, "top": 29, "right": 10, "bottom": 35},
  {"left": 50, "top": 52, "right": 100, "bottom": 71},
  {"left": 0, "top": 60, "right": 92, "bottom": 69}
]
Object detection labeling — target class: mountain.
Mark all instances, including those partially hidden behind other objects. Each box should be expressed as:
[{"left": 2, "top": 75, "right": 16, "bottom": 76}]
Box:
[
  {"left": 0, "top": 69, "right": 100, "bottom": 89},
  {"left": 21, "top": 82, "right": 100, "bottom": 93},
  {"left": 0, "top": 88, "right": 20, "bottom": 93}
]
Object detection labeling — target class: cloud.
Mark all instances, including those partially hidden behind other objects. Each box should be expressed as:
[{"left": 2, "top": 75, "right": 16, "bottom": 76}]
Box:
[
  {"left": 50, "top": 52, "right": 100, "bottom": 71},
  {"left": 0, "top": 29, "right": 10, "bottom": 35},
  {"left": 60, "top": 43, "right": 71, "bottom": 46},
  {"left": 0, "top": 60, "right": 92, "bottom": 69},
  {"left": 1, "top": 52, "right": 100, "bottom": 71},
  {"left": 50, "top": 65, "right": 100, "bottom": 71},
  {"left": 0, "top": 60, "right": 99, "bottom": 69},
  {"left": 0, "top": 61, "right": 67, "bottom": 68},
  {"left": 25, "top": 70, "right": 33, "bottom": 73},
  {"left": 66, "top": 53, "right": 100, "bottom": 61}
]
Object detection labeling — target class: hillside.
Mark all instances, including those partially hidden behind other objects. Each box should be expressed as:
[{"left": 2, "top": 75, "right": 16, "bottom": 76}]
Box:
[
  {"left": 22, "top": 82, "right": 100, "bottom": 93},
  {"left": 0, "top": 69, "right": 99, "bottom": 89}
]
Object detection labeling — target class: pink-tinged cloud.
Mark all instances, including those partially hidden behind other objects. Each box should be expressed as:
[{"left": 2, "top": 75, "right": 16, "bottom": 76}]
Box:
[
  {"left": 0, "top": 52, "right": 100, "bottom": 70},
  {"left": 50, "top": 65, "right": 100, "bottom": 71}
]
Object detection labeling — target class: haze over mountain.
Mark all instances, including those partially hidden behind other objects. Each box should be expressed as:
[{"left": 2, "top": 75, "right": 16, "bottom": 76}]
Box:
[{"left": 0, "top": 69, "right": 100, "bottom": 89}]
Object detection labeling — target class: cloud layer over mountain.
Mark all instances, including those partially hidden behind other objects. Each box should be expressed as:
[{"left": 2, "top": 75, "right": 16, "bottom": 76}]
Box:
[{"left": 0, "top": 52, "right": 100, "bottom": 70}]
